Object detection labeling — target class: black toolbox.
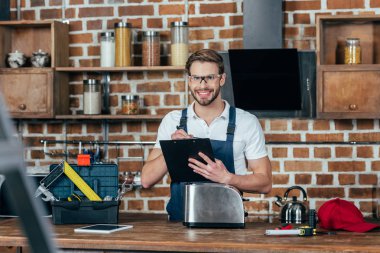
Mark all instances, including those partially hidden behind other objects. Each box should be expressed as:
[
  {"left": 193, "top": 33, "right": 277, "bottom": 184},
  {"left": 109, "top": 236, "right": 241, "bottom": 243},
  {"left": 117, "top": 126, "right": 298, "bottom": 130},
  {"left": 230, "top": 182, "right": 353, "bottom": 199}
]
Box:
[{"left": 49, "top": 163, "right": 119, "bottom": 225}]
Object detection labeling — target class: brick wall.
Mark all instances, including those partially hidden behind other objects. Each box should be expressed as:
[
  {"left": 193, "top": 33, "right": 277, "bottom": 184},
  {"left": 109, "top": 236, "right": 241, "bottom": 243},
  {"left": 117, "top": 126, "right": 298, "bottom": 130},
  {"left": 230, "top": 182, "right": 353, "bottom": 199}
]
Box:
[{"left": 9, "top": 0, "right": 380, "bottom": 217}]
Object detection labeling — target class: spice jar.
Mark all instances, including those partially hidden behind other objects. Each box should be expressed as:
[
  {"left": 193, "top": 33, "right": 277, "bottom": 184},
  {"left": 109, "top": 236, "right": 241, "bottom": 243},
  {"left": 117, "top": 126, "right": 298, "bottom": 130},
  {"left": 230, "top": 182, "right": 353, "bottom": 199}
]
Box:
[
  {"left": 170, "top": 21, "right": 188, "bottom": 66},
  {"left": 344, "top": 38, "right": 361, "bottom": 64},
  {"left": 115, "top": 22, "right": 132, "bottom": 67},
  {"left": 100, "top": 32, "right": 115, "bottom": 67},
  {"left": 142, "top": 31, "right": 160, "bottom": 66},
  {"left": 121, "top": 95, "right": 139, "bottom": 115},
  {"left": 83, "top": 79, "right": 101, "bottom": 115}
]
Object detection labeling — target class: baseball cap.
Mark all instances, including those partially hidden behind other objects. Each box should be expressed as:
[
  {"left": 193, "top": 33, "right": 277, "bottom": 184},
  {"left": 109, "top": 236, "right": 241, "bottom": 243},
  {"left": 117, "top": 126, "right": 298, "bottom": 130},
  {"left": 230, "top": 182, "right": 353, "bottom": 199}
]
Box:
[{"left": 318, "top": 198, "right": 380, "bottom": 233}]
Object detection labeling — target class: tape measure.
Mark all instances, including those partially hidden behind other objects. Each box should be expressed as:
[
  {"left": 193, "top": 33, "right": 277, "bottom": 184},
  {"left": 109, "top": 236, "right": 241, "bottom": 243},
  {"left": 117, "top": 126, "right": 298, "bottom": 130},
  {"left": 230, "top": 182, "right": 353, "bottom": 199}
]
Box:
[{"left": 63, "top": 161, "right": 102, "bottom": 201}]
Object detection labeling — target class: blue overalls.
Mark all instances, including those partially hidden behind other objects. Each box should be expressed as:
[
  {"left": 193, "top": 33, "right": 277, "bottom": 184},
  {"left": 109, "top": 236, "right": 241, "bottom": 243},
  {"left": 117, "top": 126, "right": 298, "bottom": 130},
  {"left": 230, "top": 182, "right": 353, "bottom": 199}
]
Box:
[{"left": 166, "top": 106, "right": 237, "bottom": 221}]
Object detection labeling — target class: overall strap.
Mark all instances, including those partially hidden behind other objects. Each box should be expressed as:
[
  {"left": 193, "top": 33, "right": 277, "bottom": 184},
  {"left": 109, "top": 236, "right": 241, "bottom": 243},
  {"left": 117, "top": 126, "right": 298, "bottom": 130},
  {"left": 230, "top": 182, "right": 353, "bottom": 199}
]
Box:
[
  {"left": 226, "top": 106, "right": 236, "bottom": 142},
  {"left": 177, "top": 108, "right": 188, "bottom": 133}
]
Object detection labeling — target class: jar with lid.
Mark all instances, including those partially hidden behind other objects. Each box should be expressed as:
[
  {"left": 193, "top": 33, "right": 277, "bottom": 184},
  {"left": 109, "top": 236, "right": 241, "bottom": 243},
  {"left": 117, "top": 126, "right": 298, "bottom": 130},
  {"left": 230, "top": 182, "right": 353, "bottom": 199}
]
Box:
[
  {"left": 100, "top": 32, "right": 115, "bottom": 67},
  {"left": 170, "top": 21, "right": 188, "bottom": 66},
  {"left": 142, "top": 31, "right": 160, "bottom": 66},
  {"left": 121, "top": 95, "right": 139, "bottom": 115},
  {"left": 344, "top": 38, "right": 361, "bottom": 64},
  {"left": 83, "top": 79, "right": 101, "bottom": 115},
  {"left": 114, "top": 22, "right": 132, "bottom": 67}
]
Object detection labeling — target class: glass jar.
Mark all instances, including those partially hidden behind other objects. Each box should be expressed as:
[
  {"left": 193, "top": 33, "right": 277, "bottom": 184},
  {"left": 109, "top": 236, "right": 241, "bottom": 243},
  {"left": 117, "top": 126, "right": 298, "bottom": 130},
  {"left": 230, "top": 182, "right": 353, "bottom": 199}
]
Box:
[
  {"left": 83, "top": 79, "right": 101, "bottom": 115},
  {"left": 115, "top": 22, "right": 132, "bottom": 67},
  {"left": 344, "top": 38, "right": 361, "bottom": 64},
  {"left": 100, "top": 32, "right": 115, "bottom": 67},
  {"left": 121, "top": 95, "right": 139, "bottom": 115},
  {"left": 170, "top": 21, "right": 188, "bottom": 66},
  {"left": 142, "top": 31, "right": 160, "bottom": 66}
]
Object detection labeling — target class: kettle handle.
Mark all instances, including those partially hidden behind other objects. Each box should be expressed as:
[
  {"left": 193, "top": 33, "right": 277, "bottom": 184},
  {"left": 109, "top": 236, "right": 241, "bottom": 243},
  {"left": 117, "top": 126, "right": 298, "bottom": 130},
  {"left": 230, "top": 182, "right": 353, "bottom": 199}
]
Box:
[{"left": 284, "top": 186, "right": 307, "bottom": 201}]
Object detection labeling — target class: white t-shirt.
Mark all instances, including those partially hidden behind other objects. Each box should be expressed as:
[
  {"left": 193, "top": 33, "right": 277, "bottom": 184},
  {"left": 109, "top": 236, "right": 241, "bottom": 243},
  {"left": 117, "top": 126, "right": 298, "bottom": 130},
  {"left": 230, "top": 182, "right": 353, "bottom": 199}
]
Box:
[{"left": 154, "top": 101, "right": 268, "bottom": 175}]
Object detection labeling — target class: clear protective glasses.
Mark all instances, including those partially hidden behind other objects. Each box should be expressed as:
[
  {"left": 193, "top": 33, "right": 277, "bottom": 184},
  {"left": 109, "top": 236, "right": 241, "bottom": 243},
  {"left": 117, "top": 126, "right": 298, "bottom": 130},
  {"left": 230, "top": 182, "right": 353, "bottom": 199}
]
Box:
[{"left": 188, "top": 74, "right": 222, "bottom": 84}]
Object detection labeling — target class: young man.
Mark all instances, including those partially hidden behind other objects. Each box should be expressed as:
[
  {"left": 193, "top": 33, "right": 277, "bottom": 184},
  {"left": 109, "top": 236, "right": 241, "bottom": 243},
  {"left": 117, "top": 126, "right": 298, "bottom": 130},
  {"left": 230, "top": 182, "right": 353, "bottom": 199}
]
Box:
[{"left": 141, "top": 49, "right": 272, "bottom": 221}]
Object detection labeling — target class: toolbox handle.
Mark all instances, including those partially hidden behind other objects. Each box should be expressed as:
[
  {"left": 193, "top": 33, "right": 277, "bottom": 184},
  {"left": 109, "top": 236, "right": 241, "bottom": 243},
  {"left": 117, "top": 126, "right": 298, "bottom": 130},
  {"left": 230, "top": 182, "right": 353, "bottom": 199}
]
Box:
[
  {"left": 54, "top": 201, "right": 81, "bottom": 210},
  {"left": 92, "top": 201, "right": 118, "bottom": 210}
]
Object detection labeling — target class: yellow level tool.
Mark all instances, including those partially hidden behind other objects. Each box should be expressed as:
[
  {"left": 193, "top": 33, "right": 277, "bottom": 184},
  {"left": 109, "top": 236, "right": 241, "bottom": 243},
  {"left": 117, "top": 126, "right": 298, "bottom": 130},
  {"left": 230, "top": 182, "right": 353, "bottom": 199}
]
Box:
[{"left": 63, "top": 161, "right": 102, "bottom": 201}]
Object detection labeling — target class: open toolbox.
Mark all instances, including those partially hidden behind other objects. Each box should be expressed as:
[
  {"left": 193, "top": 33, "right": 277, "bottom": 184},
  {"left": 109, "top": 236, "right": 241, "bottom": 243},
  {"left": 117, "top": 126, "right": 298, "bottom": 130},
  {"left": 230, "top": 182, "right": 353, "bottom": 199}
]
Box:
[{"left": 49, "top": 163, "right": 119, "bottom": 225}]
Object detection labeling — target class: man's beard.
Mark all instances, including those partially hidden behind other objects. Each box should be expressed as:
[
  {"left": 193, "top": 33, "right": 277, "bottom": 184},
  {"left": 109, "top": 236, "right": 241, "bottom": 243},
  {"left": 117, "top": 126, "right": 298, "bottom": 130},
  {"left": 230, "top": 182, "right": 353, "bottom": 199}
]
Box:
[{"left": 190, "top": 83, "right": 221, "bottom": 106}]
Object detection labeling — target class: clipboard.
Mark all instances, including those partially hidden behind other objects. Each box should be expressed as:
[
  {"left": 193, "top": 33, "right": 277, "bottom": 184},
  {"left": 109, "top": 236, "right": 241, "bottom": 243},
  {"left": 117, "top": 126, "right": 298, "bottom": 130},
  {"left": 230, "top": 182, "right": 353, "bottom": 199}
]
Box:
[{"left": 160, "top": 138, "right": 215, "bottom": 183}]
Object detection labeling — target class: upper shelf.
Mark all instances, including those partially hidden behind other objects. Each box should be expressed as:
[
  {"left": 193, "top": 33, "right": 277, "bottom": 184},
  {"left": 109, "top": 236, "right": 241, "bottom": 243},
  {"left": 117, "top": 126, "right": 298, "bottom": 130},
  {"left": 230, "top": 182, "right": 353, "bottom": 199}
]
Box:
[
  {"left": 55, "top": 66, "right": 186, "bottom": 72},
  {"left": 55, "top": 114, "right": 164, "bottom": 120}
]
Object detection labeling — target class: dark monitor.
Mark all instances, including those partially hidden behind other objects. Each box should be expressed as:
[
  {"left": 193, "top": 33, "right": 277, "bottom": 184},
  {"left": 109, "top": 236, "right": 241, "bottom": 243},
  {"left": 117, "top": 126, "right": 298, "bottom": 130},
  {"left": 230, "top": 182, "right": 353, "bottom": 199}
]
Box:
[{"left": 229, "top": 48, "right": 301, "bottom": 110}]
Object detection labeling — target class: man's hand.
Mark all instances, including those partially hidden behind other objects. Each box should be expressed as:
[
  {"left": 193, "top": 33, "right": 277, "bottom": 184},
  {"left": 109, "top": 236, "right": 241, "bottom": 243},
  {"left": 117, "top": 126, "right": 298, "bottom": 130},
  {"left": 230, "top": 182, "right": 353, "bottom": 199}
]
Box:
[
  {"left": 171, "top": 129, "right": 194, "bottom": 140},
  {"left": 188, "top": 152, "right": 232, "bottom": 184}
]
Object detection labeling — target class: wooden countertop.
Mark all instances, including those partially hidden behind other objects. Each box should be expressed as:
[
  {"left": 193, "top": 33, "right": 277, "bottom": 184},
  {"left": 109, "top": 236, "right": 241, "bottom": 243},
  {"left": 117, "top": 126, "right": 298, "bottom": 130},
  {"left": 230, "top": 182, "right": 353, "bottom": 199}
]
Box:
[{"left": 0, "top": 214, "right": 380, "bottom": 252}]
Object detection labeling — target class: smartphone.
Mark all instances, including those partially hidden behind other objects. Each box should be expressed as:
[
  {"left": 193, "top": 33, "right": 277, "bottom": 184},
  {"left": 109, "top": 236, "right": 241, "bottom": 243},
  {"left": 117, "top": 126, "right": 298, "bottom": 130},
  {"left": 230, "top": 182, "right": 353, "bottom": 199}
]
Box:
[{"left": 74, "top": 224, "right": 133, "bottom": 234}]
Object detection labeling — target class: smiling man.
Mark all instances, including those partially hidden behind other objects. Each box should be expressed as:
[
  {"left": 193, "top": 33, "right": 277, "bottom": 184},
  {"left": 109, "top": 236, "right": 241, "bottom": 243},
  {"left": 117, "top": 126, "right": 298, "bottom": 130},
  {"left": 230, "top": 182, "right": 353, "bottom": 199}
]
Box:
[{"left": 141, "top": 49, "right": 272, "bottom": 221}]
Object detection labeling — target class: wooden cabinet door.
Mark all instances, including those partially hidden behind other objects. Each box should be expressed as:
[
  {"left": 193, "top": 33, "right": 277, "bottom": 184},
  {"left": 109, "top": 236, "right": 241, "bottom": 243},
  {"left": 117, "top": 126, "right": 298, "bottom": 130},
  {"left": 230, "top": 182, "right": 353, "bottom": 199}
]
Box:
[
  {"left": 318, "top": 69, "right": 380, "bottom": 118},
  {"left": 0, "top": 69, "right": 53, "bottom": 118}
]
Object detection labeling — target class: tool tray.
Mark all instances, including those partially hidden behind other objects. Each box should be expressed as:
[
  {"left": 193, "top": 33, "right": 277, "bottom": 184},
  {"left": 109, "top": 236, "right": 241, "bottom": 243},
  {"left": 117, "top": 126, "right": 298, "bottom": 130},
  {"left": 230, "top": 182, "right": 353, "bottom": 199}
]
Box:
[{"left": 49, "top": 163, "right": 119, "bottom": 225}]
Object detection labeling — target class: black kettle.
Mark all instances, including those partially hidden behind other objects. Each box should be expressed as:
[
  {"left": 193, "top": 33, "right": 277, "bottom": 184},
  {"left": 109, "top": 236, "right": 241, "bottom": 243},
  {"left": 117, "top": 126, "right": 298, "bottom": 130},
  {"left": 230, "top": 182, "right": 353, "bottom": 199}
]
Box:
[{"left": 275, "top": 186, "right": 308, "bottom": 224}]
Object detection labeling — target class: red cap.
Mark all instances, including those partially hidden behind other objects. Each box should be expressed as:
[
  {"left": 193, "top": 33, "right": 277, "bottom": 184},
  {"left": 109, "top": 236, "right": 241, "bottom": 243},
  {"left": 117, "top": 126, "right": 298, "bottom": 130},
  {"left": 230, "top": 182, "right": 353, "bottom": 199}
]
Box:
[{"left": 318, "top": 198, "right": 380, "bottom": 233}]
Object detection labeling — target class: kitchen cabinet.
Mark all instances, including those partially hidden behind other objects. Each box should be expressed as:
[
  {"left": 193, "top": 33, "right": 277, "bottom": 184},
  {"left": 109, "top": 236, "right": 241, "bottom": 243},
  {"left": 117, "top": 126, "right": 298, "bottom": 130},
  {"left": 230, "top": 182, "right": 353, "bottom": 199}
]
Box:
[
  {"left": 0, "top": 20, "right": 69, "bottom": 118},
  {"left": 316, "top": 15, "right": 380, "bottom": 119}
]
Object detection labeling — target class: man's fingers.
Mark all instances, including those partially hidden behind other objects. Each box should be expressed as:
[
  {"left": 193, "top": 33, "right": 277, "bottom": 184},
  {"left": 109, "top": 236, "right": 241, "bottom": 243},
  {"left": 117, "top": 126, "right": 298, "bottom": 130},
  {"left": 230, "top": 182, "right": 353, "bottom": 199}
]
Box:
[{"left": 198, "top": 152, "right": 214, "bottom": 164}]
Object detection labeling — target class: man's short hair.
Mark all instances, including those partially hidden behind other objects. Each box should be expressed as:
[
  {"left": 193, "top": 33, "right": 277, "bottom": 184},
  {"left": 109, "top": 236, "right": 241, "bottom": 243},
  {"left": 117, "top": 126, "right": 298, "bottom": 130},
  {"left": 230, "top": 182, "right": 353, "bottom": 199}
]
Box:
[{"left": 185, "top": 49, "right": 224, "bottom": 75}]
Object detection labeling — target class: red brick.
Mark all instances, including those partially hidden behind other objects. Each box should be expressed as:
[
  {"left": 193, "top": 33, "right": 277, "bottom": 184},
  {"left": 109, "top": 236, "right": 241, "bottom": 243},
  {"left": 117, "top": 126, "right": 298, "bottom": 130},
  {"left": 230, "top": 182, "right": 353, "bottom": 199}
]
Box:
[
  {"left": 119, "top": 5, "right": 154, "bottom": 16},
  {"left": 307, "top": 188, "right": 345, "bottom": 198},
  {"left": 147, "top": 18, "right": 163, "bottom": 28},
  {"left": 316, "top": 174, "right": 334, "bottom": 185},
  {"left": 304, "top": 27, "right": 316, "bottom": 37},
  {"left": 335, "top": 147, "right": 353, "bottom": 158},
  {"left": 295, "top": 174, "right": 312, "bottom": 184},
  {"left": 327, "top": 0, "right": 365, "bottom": 9},
  {"left": 314, "top": 147, "right": 331, "bottom": 158},
  {"left": 357, "top": 146, "right": 373, "bottom": 158},
  {"left": 284, "top": 161, "right": 322, "bottom": 172},
  {"left": 146, "top": 122, "right": 160, "bottom": 133},
  {"left": 293, "top": 40, "right": 312, "bottom": 50},
  {"left": 371, "top": 0, "right": 380, "bottom": 8},
  {"left": 78, "top": 7, "right": 113, "bottom": 17},
  {"left": 70, "top": 33, "right": 93, "bottom": 44},
  {"left": 265, "top": 134, "right": 301, "bottom": 142},
  {"left": 128, "top": 200, "right": 144, "bottom": 210},
  {"left": 349, "top": 188, "right": 373, "bottom": 198},
  {"left": 292, "top": 120, "right": 309, "bottom": 131},
  {"left": 110, "top": 84, "right": 131, "bottom": 93},
  {"left": 190, "top": 29, "right": 215, "bottom": 40},
  {"left": 200, "top": 3, "right": 237, "bottom": 14},
  {"left": 144, "top": 95, "right": 161, "bottom": 106},
  {"left": 219, "top": 28, "right": 243, "bottom": 39},
  {"left": 159, "top": 4, "right": 184, "bottom": 15},
  {"left": 41, "top": 8, "right": 61, "bottom": 19},
  {"left": 338, "top": 174, "right": 356, "bottom": 185},
  {"left": 69, "top": 21, "right": 83, "bottom": 32},
  {"left": 28, "top": 124, "right": 43, "bottom": 134},
  {"left": 244, "top": 201, "right": 269, "bottom": 212},
  {"left": 270, "top": 161, "right": 280, "bottom": 172},
  {"left": 372, "top": 161, "right": 380, "bottom": 171},
  {"left": 31, "top": 0, "right": 45, "bottom": 7},
  {"left": 189, "top": 16, "right": 225, "bottom": 27},
  {"left": 70, "top": 0, "right": 84, "bottom": 4},
  {"left": 47, "top": 123, "right": 62, "bottom": 134},
  {"left": 335, "top": 120, "right": 354, "bottom": 130},
  {"left": 87, "top": 123, "right": 102, "bottom": 133},
  {"left": 87, "top": 20, "right": 102, "bottom": 30},
  {"left": 164, "top": 94, "right": 180, "bottom": 106},
  {"left": 357, "top": 119, "right": 375, "bottom": 130},
  {"left": 31, "top": 150, "right": 45, "bottom": 159},
  {"left": 270, "top": 120, "right": 288, "bottom": 131},
  {"left": 140, "top": 187, "right": 170, "bottom": 197},
  {"left": 79, "top": 59, "right": 99, "bottom": 67},
  {"left": 21, "top": 10, "right": 36, "bottom": 20},
  {"left": 272, "top": 174, "right": 289, "bottom": 185},
  {"left": 230, "top": 15, "right": 243, "bottom": 26},
  {"left": 209, "top": 42, "right": 224, "bottom": 51},
  {"left": 126, "top": 122, "right": 143, "bottom": 132},
  {"left": 359, "top": 201, "right": 376, "bottom": 213},
  {"left": 88, "top": 46, "right": 100, "bottom": 56},
  {"left": 359, "top": 174, "right": 378, "bottom": 185},
  {"left": 284, "top": 27, "right": 299, "bottom": 38},
  {"left": 148, "top": 200, "right": 165, "bottom": 210},
  {"left": 264, "top": 187, "right": 290, "bottom": 198},
  {"left": 89, "top": 0, "right": 104, "bottom": 3},
  {"left": 293, "top": 13, "right": 311, "bottom": 24},
  {"left": 293, "top": 148, "right": 309, "bottom": 158},
  {"left": 67, "top": 123, "right": 83, "bottom": 134},
  {"left": 313, "top": 120, "right": 330, "bottom": 130},
  {"left": 328, "top": 161, "right": 365, "bottom": 172},
  {"left": 350, "top": 133, "right": 380, "bottom": 142},
  {"left": 272, "top": 148, "right": 287, "bottom": 158},
  {"left": 147, "top": 72, "right": 164, "bottom": 80},
  {"left": 108, "top": 123, "right": 123, "bottom": 133},
  {"left": 285, "top": 1, "right": 321, "bottom": 11},
  {"left": 306, "top": 133, "right": 344, "bottom": 142},
  {"left": 137, "top": 82, "right": 171, "bottom": 92}
]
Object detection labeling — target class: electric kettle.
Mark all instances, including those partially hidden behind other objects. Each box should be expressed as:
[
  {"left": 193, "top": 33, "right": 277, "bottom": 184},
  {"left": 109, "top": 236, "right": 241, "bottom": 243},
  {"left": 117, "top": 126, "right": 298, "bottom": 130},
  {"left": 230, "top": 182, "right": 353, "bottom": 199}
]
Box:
[{"left": 275, "top": 186, "right": 308, "bottom": 224}]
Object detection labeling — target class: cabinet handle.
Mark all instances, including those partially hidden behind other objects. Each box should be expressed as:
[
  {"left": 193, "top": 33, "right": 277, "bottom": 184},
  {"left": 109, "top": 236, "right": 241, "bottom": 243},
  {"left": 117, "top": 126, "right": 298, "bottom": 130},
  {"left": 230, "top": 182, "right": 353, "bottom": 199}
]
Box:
[
  {"left": 348, "top": 104, "right": 358, "bottom": 111},
  {"left": 18, "top": 104, "right": 27, "bottom": 110}
]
